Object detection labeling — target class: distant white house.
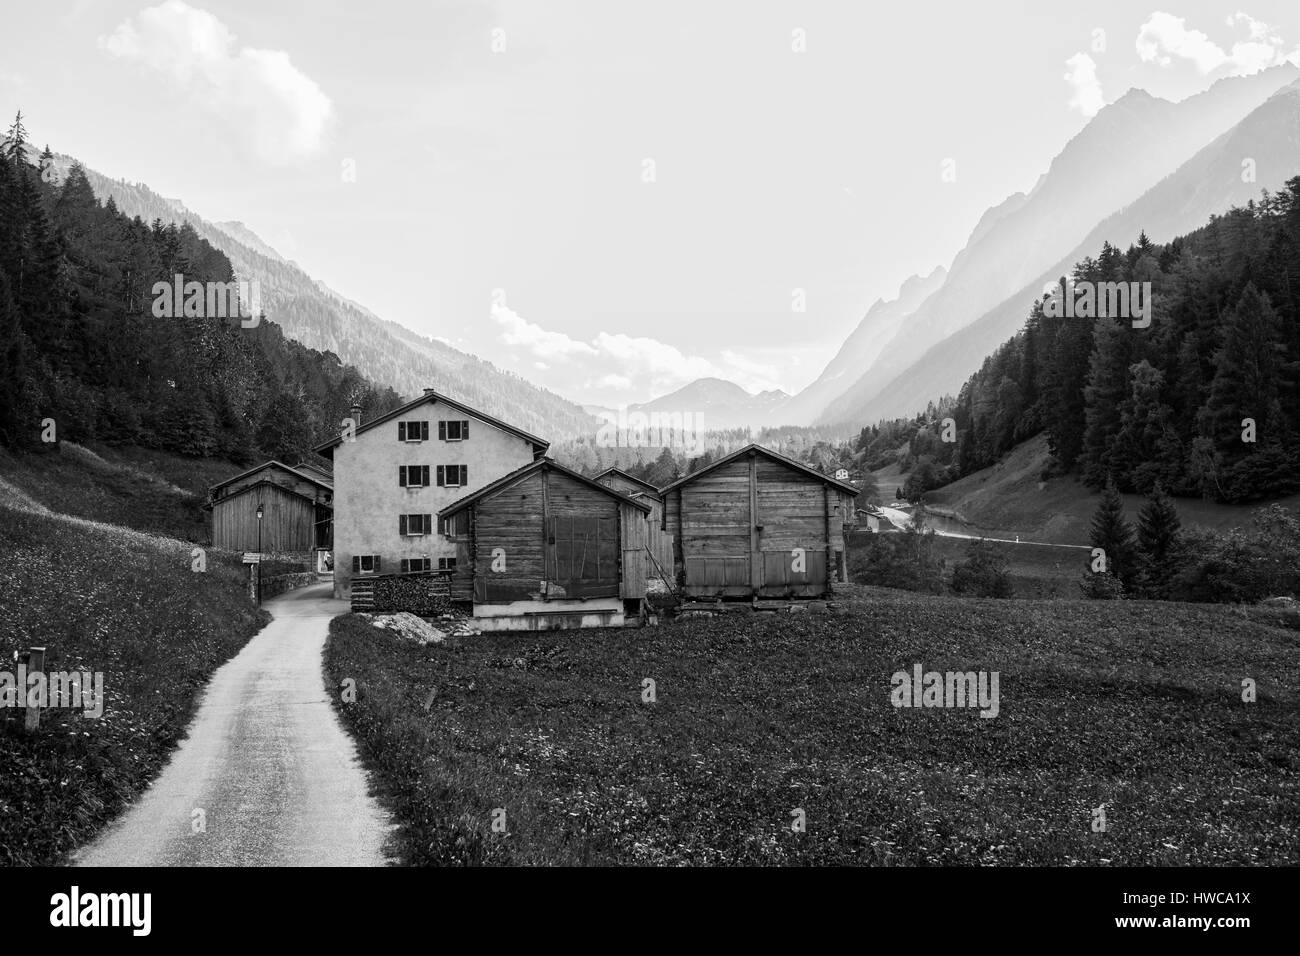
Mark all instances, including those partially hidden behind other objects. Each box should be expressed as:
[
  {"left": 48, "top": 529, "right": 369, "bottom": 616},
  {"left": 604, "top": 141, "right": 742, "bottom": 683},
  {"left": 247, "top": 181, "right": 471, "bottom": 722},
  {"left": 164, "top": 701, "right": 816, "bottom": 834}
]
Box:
[{"left": 834, "top": 468, "right": 850, "bottom": 481}]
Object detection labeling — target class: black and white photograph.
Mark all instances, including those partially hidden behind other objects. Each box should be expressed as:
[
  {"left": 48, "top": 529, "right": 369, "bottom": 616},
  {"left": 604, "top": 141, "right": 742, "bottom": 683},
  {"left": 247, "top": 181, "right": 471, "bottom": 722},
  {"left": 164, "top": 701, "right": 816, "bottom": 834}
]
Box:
[{"left": 0, "top": 0, "right": 1296, "bottom": 937}]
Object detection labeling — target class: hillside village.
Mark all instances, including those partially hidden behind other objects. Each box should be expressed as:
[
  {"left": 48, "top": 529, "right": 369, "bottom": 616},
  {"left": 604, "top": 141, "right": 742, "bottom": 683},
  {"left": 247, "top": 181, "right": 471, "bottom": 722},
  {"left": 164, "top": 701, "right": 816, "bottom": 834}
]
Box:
[{"left": 2, "top": 5, "right": 1299, "bottom": 885}]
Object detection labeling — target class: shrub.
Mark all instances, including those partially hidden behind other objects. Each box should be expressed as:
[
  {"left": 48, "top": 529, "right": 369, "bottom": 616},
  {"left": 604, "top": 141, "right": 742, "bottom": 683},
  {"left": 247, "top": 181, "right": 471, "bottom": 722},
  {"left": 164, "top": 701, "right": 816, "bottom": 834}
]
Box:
[
  {"left": 950, "top": 538, "right": 1014, "bottom": 598},
  {"left": 1079, "top": 570, "right": 1125, "bottom": 600}
]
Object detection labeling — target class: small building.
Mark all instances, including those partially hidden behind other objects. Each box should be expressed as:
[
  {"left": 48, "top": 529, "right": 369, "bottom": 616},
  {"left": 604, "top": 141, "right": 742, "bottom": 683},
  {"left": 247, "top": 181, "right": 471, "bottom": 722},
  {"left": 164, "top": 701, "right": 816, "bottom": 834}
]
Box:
[
  {"left": 438, "top": 459, "right": 653, "bottom": 631},
  {"left": 660, "top": 444, "right": 859, "bottom": 599},
  {"left": 834, "top": 468, "right": 850, "bottom": 481},
  {"left": 208, "top": 461, "right": 333, "bottom": 566},
  {"left": 593, "top": 467, "right": 675, "bottom": 589},
  {"left": 313, "top": 388, "right": 549, "bottom": 599}
]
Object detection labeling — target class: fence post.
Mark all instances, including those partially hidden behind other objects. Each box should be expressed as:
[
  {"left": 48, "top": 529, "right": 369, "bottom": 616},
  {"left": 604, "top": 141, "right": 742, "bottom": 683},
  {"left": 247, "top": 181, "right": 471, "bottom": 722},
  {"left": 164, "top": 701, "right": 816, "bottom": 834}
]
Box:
[{"left": 24, "top": 646, "right": 45, "bottom": 732}]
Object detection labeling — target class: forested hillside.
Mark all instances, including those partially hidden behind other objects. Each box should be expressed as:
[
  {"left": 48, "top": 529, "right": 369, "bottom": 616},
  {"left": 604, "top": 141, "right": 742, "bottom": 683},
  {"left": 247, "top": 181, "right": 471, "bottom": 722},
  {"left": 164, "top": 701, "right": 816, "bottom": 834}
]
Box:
[
  {"left": 865, "top": 179, "right": 1300, "bottom": 505},
  {"left": 42, "top": 149, "right": 598, "bottom": 441},
  {"left": 0, "top": 113, "right": 402, "bottom": 464}
]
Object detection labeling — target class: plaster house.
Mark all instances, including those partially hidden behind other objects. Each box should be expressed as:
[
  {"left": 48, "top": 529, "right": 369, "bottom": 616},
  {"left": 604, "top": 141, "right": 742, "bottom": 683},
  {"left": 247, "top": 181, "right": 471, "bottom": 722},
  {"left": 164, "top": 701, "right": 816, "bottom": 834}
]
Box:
[{"left": 313, "top": 389, "right": 549, "bottom": 599}]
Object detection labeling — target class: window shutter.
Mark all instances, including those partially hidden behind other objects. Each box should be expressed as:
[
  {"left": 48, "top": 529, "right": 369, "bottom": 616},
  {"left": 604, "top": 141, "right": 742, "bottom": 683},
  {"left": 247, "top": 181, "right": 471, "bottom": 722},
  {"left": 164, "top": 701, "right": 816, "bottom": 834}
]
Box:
[
  {"left": 424, "top": 514, "right": 433, "bottom": 534},
  {"left": 422, "top": 465, "right": 430, "bottom": 487},
  {"left": 398, "top": 422, "right": 406, "bottom": 441},
  {"left": 400, "top": 559, "right": 408, "bottom": 573},
  {"left": 436, "top": 465, "right": 445, "bottom": 486},
  {"left": 438, "top": 421, "right": 446, "bottom": 441},
  {"left": 460, "top": 465, "right": 468, "bottom": 486},
  {"left": 374, "top": 556, "right": 382, "bottom": 572},
  {"left": 400, "top": 514, "right": 408, "bottom": 536},
  {"left": 399, "top": 466, "right": 407, "bottom": 487},
  {"left": 352, "top": 555, "right": 360, "bottom": 572},
  {"left": 421, "top": 421, "right": 430, "bottom": 441},
  {"left": 462, "top": 420, "right": 469, "bottom": 438}
]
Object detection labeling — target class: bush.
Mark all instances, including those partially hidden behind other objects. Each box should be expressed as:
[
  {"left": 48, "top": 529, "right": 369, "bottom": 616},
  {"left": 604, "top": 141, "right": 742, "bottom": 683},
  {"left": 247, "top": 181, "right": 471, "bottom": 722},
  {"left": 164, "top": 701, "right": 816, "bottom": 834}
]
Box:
[
  {"left": 1079, "top": 570, "right": 1125, "bottom": 600},
  {"left": 950, "top": 538, "right": 1014, "bottom": 598},
  {"left": 849, "top": 524, "right": 944, "bottom": 594}
]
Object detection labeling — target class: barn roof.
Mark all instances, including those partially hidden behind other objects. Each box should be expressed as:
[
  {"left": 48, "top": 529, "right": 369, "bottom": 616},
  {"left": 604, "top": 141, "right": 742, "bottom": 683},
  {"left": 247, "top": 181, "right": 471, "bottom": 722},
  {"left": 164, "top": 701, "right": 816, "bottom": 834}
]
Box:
[
  {"left": 439, "top": 458, "right": 653, "bottom": 519},
  {"left": 592, "top": 467, "right": 662, "bottom": 497},
  {"left": 210, "top": 459, "right": 333, "bottom": 495},
  {"left": 312, "top": 389, "right": 550, "bottom": 458},
  {"left": 658, "top": 443, "right": 860, "bottom": 496}
]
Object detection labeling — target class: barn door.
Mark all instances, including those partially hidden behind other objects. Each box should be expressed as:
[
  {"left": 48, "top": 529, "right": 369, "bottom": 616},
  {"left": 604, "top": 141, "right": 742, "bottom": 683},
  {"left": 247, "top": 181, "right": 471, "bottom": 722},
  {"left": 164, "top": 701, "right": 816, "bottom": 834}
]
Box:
[{"left": 547, "top": 515, "right": 619, "bottom": 598}]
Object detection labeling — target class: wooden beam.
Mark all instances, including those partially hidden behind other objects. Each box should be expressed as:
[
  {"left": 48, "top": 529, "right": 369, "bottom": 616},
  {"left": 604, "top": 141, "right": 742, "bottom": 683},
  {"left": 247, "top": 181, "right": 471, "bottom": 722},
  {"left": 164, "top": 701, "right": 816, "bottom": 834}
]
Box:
[{"left": 749, "top": 451, "right": 761, "bottom": 593}]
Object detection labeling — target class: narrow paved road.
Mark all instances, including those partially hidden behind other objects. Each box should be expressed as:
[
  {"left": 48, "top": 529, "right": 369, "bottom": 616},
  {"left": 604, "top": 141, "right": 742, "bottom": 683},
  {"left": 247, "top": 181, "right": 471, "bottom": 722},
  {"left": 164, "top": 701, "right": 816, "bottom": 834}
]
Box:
[{"left": 76, "top": 583, "right": 394, "bottom": 866}]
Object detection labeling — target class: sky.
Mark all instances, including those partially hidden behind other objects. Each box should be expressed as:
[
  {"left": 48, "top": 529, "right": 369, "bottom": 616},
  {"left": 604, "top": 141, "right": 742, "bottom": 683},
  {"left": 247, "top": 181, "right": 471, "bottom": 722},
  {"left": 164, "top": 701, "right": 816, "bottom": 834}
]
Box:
[{"left": 4, "top": 1, "right": 1300, "bottom": 407}]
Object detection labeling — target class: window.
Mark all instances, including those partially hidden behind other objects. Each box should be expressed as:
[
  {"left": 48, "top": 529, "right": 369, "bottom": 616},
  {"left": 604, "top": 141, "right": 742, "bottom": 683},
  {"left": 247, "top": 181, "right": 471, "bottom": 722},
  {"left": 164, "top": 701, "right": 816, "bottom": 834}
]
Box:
[
  {"left": 400, "top": 557, "right": 432, "bottom": 573},
  {"left": 398, "top": 421, "right": 430, "bottom": 442},
  {"left": 352, "top": 555, "right": 382, "bottom": 573},
  {"left": 399, "top": 465, "right": 430, "bottom": 488},
  {"left": 437, "top": 464, "right": 468, "bottom": 487},
  {"left": 439, "top": 420, "right": 470, "bottom": 441},
  {"left": 400, "top": 514, "right": 433, "bottom": 536},
  {"left": 437, "top": 557, "right": 457, "bottom": 571}
]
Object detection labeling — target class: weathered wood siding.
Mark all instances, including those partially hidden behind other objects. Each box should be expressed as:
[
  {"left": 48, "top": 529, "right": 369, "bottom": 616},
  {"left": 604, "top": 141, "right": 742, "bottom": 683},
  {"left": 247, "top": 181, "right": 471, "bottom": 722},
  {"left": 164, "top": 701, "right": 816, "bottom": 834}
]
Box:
[
  {"left": 594, "top": 473, "right": 673, "bottom": 594},
  {"left": 212, "top": 482, "right": 315, "bottom": 553},
  {"left": 670, "top": 453, "right": 848, "bottom": 597},
  {"left": 465, "top": 468, "right": 625, "bottom": 604}
]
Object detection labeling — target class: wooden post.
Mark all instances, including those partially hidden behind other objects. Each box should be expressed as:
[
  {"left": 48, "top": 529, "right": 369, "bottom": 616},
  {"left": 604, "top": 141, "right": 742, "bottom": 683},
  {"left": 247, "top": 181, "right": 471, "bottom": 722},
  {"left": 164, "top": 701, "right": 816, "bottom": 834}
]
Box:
[
  {"left": 823, "top": 484, "right": 833, "bottom": 595},
  {"left": 749, "top": 451, "right": 761, "bottom": 595},
  {"left": 24, "top": 647, "right": 45, "bottom": 732}
]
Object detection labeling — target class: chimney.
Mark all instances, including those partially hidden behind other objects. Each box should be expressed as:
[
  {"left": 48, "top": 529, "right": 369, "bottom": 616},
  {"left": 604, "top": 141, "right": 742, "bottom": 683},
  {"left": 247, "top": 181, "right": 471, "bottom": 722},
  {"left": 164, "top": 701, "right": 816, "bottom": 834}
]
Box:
[
  {"left": 350, "top": 403, "right": 362, "bottom": 425},
  {"left": 423, "top": 388, "right": 436, "bottom": 396}
]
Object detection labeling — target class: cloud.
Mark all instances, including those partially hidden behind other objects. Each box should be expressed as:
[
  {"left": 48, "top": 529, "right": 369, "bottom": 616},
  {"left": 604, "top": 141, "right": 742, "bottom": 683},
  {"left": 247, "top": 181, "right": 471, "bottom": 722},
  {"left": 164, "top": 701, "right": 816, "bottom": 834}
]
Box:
[
  {"left": 489, "top": 303, "right": 781, "bottom": 401},
  {"left": 1136, "top": 10, "right": 1299, "bottom": 76},
  {"left": 99, "top": 1, "right": 333, "bottom": 164},
  {"left": 1064, "top": 53, "right": 1105, "bottom": 117}
]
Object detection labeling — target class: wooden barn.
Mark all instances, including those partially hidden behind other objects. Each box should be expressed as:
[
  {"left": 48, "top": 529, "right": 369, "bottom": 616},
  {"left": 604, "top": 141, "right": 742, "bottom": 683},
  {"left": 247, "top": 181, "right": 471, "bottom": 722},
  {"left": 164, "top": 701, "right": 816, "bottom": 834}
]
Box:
[
  {"left": 593, "top": 467, "right": 675, "bottom": 589},
  {"left": 438, "top": 459, "right": 653, "bottom": 631},
  {"left": 660, "top": 444, "right": 859, "bottom": 599},
  {"left": 208, "top": 461, "right": 333, "bottom": 563}
]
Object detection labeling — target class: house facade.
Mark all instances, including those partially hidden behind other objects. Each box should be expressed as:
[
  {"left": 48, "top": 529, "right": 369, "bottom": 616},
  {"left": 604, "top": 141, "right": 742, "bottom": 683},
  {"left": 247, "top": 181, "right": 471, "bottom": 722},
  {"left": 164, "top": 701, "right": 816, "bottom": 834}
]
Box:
[{"left": 315, "top": 389, "right": 549, "bottom": 598}]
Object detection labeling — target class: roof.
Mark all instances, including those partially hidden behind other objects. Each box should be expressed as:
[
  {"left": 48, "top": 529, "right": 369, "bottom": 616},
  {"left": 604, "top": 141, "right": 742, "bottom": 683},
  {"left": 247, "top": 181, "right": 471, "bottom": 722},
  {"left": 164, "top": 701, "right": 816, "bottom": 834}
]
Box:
[
  {"left": 658, "top": 443, "right": 861, "bottom": 496},
  {"left": 312, "top": 389, "right": 550, "bottom": 457},
  {"left": 439, "top": 458, "right": 654, "bottom": 519},
  {"left": 210, "top": 460, "right": 333, "bottom": 495},
  {"left": 592, "top": 467, "right": 662, "bottom": 496}
]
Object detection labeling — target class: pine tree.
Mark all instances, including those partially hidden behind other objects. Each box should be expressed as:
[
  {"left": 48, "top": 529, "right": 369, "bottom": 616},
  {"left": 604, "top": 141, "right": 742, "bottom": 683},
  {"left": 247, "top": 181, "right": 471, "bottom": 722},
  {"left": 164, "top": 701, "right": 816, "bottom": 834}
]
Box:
[
  {"left": 1088, "top": 479, "right": 1137, "bottom": 590},
  {"left": 1135, "top": 482, "right": 1183, "bottom": 598}
]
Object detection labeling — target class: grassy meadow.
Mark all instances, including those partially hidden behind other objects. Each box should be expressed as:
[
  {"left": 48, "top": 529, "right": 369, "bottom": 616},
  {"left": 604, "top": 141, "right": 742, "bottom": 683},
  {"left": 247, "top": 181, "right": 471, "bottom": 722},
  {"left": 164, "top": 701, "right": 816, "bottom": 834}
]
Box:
[
  {"left": 0, "top": 505, "right": 267, "bottom": 865},
  {"left": 326, "top": 585, "right": 1300, "bottom": 865}
]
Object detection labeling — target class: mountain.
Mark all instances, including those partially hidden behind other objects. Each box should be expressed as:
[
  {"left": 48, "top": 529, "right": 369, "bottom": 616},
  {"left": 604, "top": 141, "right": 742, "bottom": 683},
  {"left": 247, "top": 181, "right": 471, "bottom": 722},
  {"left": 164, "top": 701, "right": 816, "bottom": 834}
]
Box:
[
  {"left": 828, "top": 74, "right": 1300, "bottom": 427},
  {"left": 37, "top": 152, "right": 599, "bottom": 442},
  {"left": 774, "top": 266, "right": 947, "bottom": 425},
  {"left": 807, "top": 63, "right": 1300, "bottom": 427},
  {"left": 627, "top": 377, "right": 790, "bottom": 432}
]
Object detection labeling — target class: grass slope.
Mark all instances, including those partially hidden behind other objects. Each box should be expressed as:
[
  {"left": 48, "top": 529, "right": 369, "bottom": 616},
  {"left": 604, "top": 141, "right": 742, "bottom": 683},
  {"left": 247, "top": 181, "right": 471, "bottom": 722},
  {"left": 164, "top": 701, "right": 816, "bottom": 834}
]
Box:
[
  {"left": 0, "top": 443, "right": 243, "bottom": 543},
  {"left": 326, "top": 586, "right": 1299, "bottom": 865},
  {"left": 0, "top": 503, "right": 268, "bottom": 865},
  {"left": 914, "top": 434, "right": 1300, "bottom": 544}
]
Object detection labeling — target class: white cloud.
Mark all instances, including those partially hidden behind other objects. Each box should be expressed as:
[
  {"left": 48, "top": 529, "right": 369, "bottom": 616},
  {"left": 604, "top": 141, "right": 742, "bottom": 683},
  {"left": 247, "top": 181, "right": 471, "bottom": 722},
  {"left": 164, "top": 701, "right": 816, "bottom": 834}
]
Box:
[
  {"left": 99, "top": 1, "right": 333, "bottom": 164},
  {"left": 489, "top": 303, "right": 781, "bottom": 402},
  {"left": 1136, "top": 10, "right": 1297, "bottom": 76},
  {"left": 1064, "top": 53, "right": 1105, "bottom": 117}
]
